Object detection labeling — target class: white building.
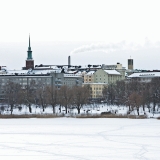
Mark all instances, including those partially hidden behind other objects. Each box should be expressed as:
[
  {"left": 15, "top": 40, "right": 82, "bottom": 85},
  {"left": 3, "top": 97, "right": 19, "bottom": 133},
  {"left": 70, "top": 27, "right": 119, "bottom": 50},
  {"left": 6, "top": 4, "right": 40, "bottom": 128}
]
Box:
[{"left": 128, "top": 72, "right": 160, "bottom": 82}]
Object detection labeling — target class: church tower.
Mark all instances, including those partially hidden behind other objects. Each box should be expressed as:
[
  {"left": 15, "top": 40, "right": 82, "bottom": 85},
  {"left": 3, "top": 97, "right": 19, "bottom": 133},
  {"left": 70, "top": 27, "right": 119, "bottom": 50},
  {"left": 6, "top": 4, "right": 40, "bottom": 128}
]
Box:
[{"left": 26, "top": 35, "right": 34, "bottom": 69}]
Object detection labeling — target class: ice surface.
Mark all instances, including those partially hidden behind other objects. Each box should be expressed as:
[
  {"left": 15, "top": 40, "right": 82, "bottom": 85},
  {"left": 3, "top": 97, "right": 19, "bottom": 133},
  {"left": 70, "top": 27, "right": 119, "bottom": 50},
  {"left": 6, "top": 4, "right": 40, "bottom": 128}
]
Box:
[{"left": 0, "top": 118, "right": 160, "bottom": 160}]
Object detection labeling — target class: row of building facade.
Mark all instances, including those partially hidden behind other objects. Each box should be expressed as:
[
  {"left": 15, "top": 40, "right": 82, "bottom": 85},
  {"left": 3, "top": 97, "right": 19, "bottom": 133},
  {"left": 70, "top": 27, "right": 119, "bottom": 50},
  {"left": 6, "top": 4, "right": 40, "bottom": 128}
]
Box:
[{"left": 1, "top": 36, "right": 160, "bottom": 100}]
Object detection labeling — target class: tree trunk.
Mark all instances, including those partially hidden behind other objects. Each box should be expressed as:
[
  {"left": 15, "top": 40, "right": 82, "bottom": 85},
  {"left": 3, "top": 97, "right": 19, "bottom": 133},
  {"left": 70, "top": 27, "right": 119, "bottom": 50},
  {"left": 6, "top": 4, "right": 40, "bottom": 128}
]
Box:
[
  {"left": 137, "top": 107, "right": 139, "bottom": 116},
  {"left": 52, "top": 105, "right": 55, "bottom": 114},
  {"left": 128, "top": 105, "right": 131, "bottom": 111},
  {"left": 10, "top": 104, "right": 13, "bottom": 115},
  {"left": 59, "top": 105, "right": 61, "bottom": 113},
  {"left": 142, "top": 104, "right": 145, "bottom": 111},
  {"left": 29, "top": 104, "right": 32, "bottom": 113},
  {"left": 153, "top": 101, "right": 156, "bottom": 112},
  {"left": 78, "top": 108, "right": 80, "bottom": 114}
]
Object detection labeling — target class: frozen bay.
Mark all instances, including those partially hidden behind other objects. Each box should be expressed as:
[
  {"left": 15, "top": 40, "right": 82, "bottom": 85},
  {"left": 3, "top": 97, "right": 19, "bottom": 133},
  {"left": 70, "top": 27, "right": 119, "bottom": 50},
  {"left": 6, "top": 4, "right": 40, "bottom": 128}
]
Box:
[{"left": 0, "top": 118, "right": 160, "bottom": 160}]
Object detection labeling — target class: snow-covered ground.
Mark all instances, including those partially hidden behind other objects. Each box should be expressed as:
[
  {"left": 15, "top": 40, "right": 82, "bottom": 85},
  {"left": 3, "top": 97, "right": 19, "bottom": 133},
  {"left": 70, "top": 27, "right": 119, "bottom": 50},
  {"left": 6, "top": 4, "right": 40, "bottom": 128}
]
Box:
[
  {"left": 0, "top": 118, "right": 160, "bottom": 160},
  {"left": 1, "top": 104, "right": 160, "bottom": 118}
]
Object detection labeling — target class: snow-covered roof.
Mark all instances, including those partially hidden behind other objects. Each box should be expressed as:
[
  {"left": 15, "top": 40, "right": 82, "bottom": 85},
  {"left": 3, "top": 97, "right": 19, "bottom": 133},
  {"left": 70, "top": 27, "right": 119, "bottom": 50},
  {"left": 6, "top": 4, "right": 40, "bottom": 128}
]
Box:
[
  {"left": 1, "top": 69, "right": 61, "bottom": 76},
  {"left": 128, "top": 72, "right": 160, "bottom": 78},
  {"left": 34, "top": 65, "right": 60, "bottom": 70},
  {"left": 86, "top": 71, "right": 95, "bottom": 75},
  {"left": 76, "top": 71, "right": 83, "bottom": 75},
  {"left": 67, "top": 71, "right": 77, "bottom": 74},
  {"left": 64, "top": 74, "right": 82, "bottom": 78},
  {"left": 77, "top": 65, "right": 101, "bottom": 69},
  {"left": 32, "top": 70, "right": 52, "bottom": 75},
  {"left": 83, "top": 83, "right": 107, "bottom": 85},
  {"left": 104, "top": 70, "right": 121, "bottom": 75},
  {"left": 5, "top": 70, "right": 28, "bottom": 75}
]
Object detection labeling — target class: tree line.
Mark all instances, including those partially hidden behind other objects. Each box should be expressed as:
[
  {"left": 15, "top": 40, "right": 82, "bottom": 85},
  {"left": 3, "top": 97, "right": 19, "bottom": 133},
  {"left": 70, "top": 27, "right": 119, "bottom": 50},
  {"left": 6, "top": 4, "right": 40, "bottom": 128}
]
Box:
[
  {"left": 103, "top": 77, "right": 160, "bottom": 115},
  {"left": 1, "top": 80, "right": 90, "bottom": 115},
  {"left": 1, "top": 77, "right": 160, "bottom": 116}
]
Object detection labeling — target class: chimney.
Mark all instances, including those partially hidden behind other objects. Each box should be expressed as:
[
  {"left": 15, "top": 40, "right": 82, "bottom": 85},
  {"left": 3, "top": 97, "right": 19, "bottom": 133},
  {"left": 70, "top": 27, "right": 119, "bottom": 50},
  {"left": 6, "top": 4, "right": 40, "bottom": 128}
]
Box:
[{"left": 68, "top": 56, "right": 71, "bottom": 66}]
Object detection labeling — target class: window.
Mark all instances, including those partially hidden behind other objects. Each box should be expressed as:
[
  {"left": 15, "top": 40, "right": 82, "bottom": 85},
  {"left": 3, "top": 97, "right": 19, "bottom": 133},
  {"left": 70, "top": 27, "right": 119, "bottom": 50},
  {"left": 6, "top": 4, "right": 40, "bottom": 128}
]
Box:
[{"left": 22, "top": 78, "right": 27, "bottom": 82}]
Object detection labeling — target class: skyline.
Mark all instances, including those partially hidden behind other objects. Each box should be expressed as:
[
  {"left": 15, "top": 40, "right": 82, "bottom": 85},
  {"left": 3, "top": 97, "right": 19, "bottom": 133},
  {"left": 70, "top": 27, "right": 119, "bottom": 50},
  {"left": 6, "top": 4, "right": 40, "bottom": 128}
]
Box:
[
  {"left": 0, "top": 0, "right": 160, "bottom": 70},
  {"left": 1, "top": 38, "right": 160, "bottom": 70}
]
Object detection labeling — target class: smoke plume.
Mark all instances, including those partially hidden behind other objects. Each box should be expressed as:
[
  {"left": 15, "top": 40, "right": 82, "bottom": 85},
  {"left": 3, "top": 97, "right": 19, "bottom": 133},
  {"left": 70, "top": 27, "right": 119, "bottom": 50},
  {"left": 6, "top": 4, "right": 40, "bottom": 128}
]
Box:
[
  {"left": 70, "top": 41, "right": 127, "bottom": 55},
  {"left": 70, "top": 39, "right": 159, "bottom": 55}
]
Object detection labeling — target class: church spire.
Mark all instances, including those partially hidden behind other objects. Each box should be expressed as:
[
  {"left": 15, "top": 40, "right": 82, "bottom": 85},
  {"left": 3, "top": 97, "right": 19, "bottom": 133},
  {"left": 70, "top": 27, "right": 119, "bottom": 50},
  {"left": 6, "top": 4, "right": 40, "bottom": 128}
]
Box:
[
  {"left": 27, "top": 34, "right": 32, "bottom": 59},
  {"left": 29, "top": 34, "right": 30, "bottom": 48},
  {"left": 26, "top": 34, "right": 34, "bottom": 69}
]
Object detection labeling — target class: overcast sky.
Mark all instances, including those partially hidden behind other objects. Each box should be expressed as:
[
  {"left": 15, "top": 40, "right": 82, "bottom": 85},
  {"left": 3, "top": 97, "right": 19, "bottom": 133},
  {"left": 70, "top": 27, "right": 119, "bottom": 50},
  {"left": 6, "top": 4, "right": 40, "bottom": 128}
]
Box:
[{"left": 0, "top": 0, "right": 160, "bottom": 70}]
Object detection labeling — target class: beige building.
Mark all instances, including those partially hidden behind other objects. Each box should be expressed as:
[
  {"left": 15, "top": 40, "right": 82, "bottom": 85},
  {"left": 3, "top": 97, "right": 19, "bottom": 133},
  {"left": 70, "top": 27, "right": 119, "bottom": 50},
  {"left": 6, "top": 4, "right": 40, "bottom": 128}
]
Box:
[
  {"left": 83, "top": 83, "right": 107, "bottom": 98},
  {"left": 84, "top": 69, "right": 124, "bottom": 85},
  {"left": 84, "top": 71, "right": 95, "bottom": 83},
  {"left": 83, "top": 63, "right": 126, "bottom": 98},
  {"left": 83, "top": 67, "right": 125, "bottom": 98}
]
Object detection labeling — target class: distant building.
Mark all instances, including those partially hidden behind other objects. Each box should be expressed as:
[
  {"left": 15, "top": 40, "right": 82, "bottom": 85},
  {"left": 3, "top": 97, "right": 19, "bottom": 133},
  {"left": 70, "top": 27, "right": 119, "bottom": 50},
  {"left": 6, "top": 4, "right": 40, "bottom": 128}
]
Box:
[
  {"left": 83, "top": 83, "right": 107, "bottom": 98},
  {"left": 0, "top": 72, "right": 83, "bottom": 100},
  {"left": 128, "top": 59, "right": 133, "bottom": 70},
  {"left": 94, "top": 69, "right": 123, "bottom": 84},
  {"left": 23, "top": 35, "right": 34, "bottom": 70},
  {"left": 84, "top": 71, "right": 95, "bottom": 83},
  {"left": 128, "top": 72, "right": 160, "bottom": 82},
  {"left": 0, "top": 36, "right": 129, "bottom": 101},
  {"left": 102, "top": 62, "right": 126, "bottom": 79}
]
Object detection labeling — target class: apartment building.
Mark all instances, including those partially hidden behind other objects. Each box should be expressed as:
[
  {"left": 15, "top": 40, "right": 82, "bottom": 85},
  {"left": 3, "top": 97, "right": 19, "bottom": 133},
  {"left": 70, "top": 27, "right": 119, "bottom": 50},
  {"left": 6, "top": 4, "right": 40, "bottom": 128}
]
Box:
[
  {"left": 83, "top": 83, "right": 107, "bottom": 98},
  {"left": 83, "top": 71, "right": 95, "bottom": 83},
  {"left": 94, "top": 69, "right": 123, "bottom": 84}
]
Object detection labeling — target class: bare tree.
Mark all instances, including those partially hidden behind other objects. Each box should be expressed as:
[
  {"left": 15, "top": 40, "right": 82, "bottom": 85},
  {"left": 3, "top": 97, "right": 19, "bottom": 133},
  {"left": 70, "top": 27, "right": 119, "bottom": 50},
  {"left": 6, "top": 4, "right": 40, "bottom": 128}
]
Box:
[
  {"left": 114, "top": 80, "right": 125, "bottom": 106},
  {"left": 73, "top": 85, "right": 90, "bottom": 114},
  {"left": 129, "top": 92, "right": 142, "bottom": 116},
  {"left": 46, "top": 85, "right": 58, "bottom": 114},
  {"left": 4, "top": 81, "right": 22, "bottom": 115},
  {"left": 104, "top": 83, "right": 116, "bottom": 105},
  {"left": 58, "top": 85, "right": 73, "bottom": 114},
  {"left": 36, "top": 82, "right": 48, "bottom": 112},
  {"left": 150, "top": 78, "right": 160, "bottom": 112},
  {"left": 22, "top": 80, "right": 37, "bottom": 113}
]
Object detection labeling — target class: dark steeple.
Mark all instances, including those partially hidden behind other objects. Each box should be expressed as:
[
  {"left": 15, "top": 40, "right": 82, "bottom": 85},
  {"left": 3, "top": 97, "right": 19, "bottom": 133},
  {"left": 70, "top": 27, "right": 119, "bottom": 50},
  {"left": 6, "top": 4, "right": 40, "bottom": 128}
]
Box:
[
  {"left": 29, "top": 34, "right": 30, "bottom": 48},
  {"left": 25, "top": 34, "right": 34, "bottom": 70},
  {"left": 27, "top": 34, "right": 32, "bottom": 60}
]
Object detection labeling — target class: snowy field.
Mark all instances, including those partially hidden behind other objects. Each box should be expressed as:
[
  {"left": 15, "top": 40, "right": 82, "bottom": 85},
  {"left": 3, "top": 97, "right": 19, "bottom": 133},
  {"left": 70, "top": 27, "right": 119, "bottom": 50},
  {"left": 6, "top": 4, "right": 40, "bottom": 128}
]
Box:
[
  {"left": 1, "top": 104, "right": 160, "bottom": 118},
  {"left": 0, "top": 118, "right": 160, "bottom": 160}
]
